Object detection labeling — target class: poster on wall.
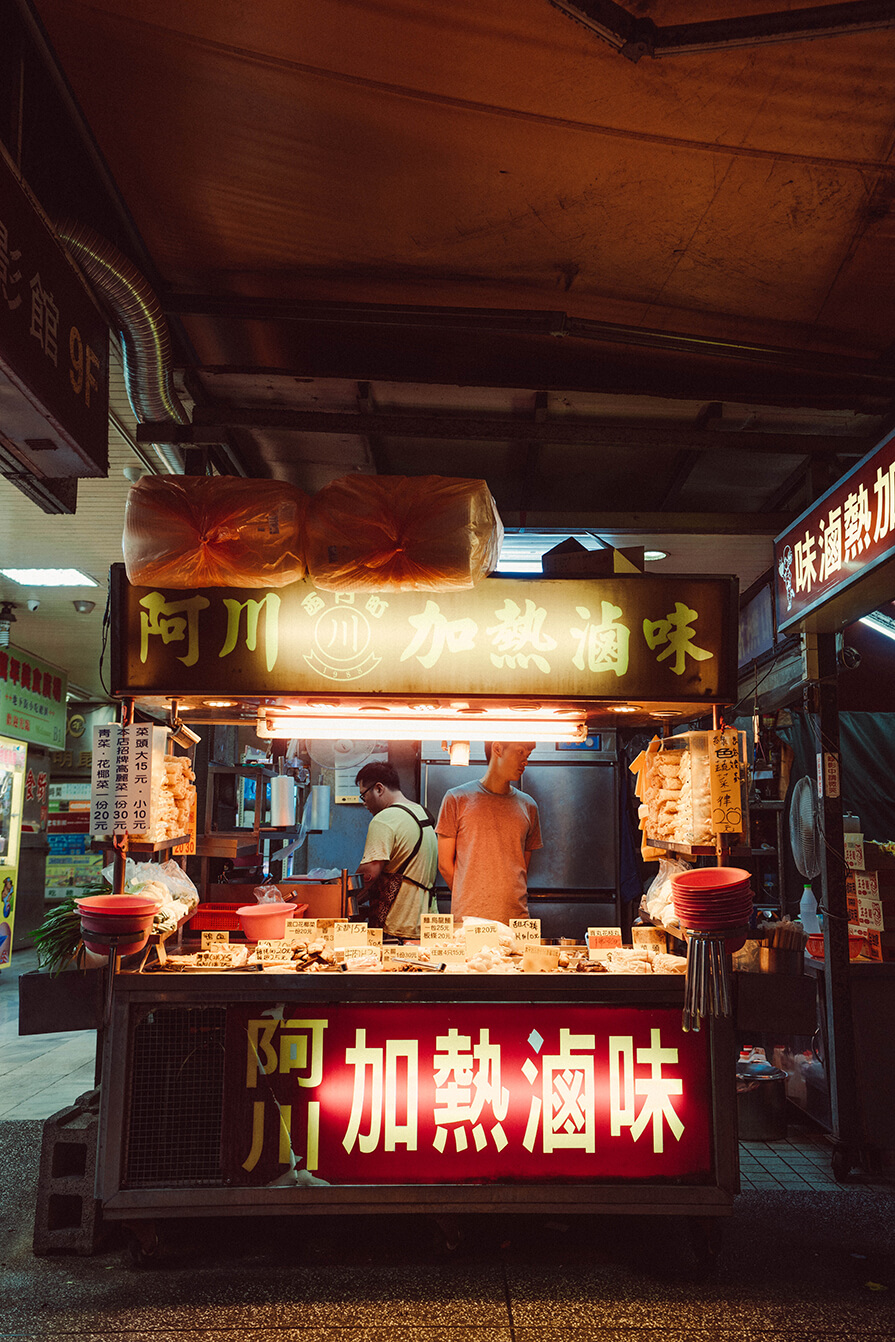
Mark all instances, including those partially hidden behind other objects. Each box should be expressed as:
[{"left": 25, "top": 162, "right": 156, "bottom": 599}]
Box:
[{"left": 0, "top": 736, "right": 27, "bottom": 966}]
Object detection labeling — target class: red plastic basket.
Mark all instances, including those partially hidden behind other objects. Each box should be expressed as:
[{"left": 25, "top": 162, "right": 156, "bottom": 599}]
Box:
[{"left": 191, "top": 901, "right": 309, "bottom": 931}]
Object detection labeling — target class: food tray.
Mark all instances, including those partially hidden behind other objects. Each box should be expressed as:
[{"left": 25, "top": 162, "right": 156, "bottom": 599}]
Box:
[{"left": 191, "top": 901, "right": 309, "bottom": 931}]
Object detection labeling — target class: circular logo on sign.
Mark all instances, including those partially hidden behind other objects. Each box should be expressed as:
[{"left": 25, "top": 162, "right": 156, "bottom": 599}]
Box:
[
  {"left": 304, "top": 604, "right": 381, "bottom": 681},
  {"left": 68, "top": 713, "right": 86, "bottom": 739}
]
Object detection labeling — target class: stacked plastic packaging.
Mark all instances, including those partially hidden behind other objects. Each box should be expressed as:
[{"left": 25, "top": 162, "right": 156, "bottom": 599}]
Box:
[{"left": 123, "top": 474, "right": 502, "bottom": 592}]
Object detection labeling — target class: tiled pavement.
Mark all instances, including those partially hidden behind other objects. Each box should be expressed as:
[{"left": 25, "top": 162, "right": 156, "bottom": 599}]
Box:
[{"left": 1, "top": 944, "right": 893, "bottom": 1341}]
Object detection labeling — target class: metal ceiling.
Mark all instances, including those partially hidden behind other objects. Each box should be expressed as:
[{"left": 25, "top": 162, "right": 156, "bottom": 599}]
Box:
[{"left": 2, "top": 0, "right": 895, "bottom": 698}]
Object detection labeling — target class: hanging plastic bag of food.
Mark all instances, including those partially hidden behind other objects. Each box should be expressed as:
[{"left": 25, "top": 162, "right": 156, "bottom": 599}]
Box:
[
  {"left": 303, "top": 475, "right": 503, "bottom": 591},
  {"left": 123, "top": 476, "right": 308, "bottom": 588}
]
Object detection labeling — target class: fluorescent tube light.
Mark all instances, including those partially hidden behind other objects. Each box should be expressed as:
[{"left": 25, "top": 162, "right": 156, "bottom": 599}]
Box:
[
  {"left": 1, "top": 568, "right": 98, "bottom": 587},
  {"left": 257, "top": 713, "right": 586, "bottom": 742}
]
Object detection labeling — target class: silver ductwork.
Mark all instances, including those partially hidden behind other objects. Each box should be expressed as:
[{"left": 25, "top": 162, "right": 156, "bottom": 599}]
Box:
[{"left": 55, "top": 220, "right": 186, "bottom": 474}]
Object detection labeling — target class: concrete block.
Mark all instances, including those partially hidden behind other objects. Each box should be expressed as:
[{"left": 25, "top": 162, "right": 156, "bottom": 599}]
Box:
[{"left": 33, "top": 1095, "right": 102, "bottom": 1256}]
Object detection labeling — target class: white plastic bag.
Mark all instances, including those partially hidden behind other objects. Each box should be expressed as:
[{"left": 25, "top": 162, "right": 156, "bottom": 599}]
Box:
[{"left": 641, "top": 857, "right": 692, "bottom": 926}]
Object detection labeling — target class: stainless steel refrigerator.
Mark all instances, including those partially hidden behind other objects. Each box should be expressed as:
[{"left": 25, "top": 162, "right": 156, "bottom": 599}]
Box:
[{"left": 420, "top": 734, "right": 621, "bottom": 939}]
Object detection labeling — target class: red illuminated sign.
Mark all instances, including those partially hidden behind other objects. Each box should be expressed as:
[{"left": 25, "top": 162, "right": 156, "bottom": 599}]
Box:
[
  {"left": 774, "top": 426, "right": 895, "bottom": 633},
  {"left": 222, "top": 1003, "right": 713, "bottom": 1186}
]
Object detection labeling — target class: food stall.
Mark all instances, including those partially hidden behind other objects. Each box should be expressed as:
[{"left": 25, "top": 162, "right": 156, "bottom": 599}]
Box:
[
  {"left": 84, "top": 559, "right": 747, "bottom": 1243},
  {"left": 771, "top": 425, "right": 895, "bottom": 1174}
]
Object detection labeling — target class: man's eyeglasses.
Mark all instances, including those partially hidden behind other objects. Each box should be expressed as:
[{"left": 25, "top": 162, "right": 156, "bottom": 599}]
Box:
[{"left": 358, "top": 785, "right": 377, "bottom": 801}]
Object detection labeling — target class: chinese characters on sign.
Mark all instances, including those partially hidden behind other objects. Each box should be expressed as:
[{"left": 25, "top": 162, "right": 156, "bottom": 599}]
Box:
[
  {"left": 0, "top": 646, "right": 67, "bottom": 748},
  {"left": 774, "top": 426, "right": 895, "bottom": 632},
  {"left": 117, "top": 570, "right": 735, "bottom": 703},
  {"left": 708, "top": 729, "right": 744, "bottom": 835},
  {"left": 0, "top": 149, "right": 109, "bottom": 476},
  {"left": 223, "top": 1004, "right": 712, "bottom": 1185}
]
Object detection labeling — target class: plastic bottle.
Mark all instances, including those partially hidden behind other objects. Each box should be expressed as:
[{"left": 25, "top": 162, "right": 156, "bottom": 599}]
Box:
[{"left": 799, "top": 883, "right": 821, "bottom": 934}]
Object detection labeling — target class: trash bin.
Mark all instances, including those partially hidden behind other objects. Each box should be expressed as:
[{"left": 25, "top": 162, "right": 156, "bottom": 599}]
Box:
[{"left": 736, "top": 1061, "right": 788, "bottom": 1141}]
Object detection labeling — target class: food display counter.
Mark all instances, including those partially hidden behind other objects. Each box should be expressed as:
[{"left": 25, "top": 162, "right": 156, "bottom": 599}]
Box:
[{"left": 96, "top": 965, "right": 738, "bottom": 1224}]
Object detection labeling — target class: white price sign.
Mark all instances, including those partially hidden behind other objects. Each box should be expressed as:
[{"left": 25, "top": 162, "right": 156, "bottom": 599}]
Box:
[
  {"left": 420, "top": 914, "right": 454, "bottom": 942},
  {"left": 343, "top": 944, "right": 382, "bottom": 963},
  {"left": 200, "top": 930, "right": 229, "bottom": 949},
  {"left": 254, "top": 939, "right": 294, "bottom": 963},
  {"left": 464, "top": 923, "right": 502, "bottom": 956},
  {"left": 424, "top": 942, "right": 466, "bottom": 966},
  {"left": 285, "top": 918, "right": 318, "bottom": 945},
  {"left": 334, "top": 921, "right": 368, "bottom": 948},
  {"left": 510, "top": 918, "right": 541, "bottom": 944}
]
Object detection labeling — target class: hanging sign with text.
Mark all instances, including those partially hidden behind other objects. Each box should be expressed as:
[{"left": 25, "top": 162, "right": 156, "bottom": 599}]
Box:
[{"left": 111, "top": 566, "right": 737, "bottom": 704}]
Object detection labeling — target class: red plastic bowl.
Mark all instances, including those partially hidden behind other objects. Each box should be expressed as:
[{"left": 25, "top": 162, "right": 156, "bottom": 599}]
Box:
[
  {"left": 672, "top": 867, "right": 752, "bottom": 891},
  {"left": 806, "top": 933, "right": 865, "bottom": 961},
  {"left": 76, "top": 894, "right": 162, "bottom": 957}
]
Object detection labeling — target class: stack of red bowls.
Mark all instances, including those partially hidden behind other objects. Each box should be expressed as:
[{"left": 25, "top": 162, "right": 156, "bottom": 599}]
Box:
[{"left": 672, "top": 866, "right": 753, "bottom": 933}]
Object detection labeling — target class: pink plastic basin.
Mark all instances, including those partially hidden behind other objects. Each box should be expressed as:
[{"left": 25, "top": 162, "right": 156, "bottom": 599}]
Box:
[{"left": 236, "top": 902, "right": 295, "bottom": 941}]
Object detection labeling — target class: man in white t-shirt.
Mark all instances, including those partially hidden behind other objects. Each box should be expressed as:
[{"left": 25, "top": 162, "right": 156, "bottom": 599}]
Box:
[
  {"left": 355, "top": 762, "right": 437, "bottom": 939},
  {"left": 435, "top": 741, "right": 542, "bottom": 924}
]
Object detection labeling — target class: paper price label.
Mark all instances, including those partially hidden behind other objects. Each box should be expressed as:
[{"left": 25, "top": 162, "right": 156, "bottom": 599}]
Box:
[
  {"left": 424, "top": 942, "right": 466, "bottom": 965},
  {"left": 194, "top": 949, "right": 233, "bottom": 968},
  {"left": 343, "top": 944, "right": 382, "bottom": 963},
  {"left": 201, "top": 930, "right": 230, "bottom": 949},
  {"left": 315, "top": 919, "right": 336, "bottom": 947},
  {"left": 853, "top": 897, "right": 884, "bottom": 930},
  {"left": 254, "top": 939, "right": 293, "bottom": 963},
  {"left": 844, "top": 833, "right": 865, "bottom": 871},
  {"left": 587, "top": 926, "right": 622, "bottom": 947},
  {"left": 420, "top": 914, "right": 454, "bottom": 942},
  {"left": 285, "top": 918, "right": 318, "bottom": 945},
  {"left": 367, "top": 927, "right": 383, "bottom": 945},
  {"left": 510, "top": 918, "right": 541, "bottom": 944},
  {"left": 521, "top": 945, "right": 562, "bottom": 972},
  {"left": 854, "top": 871, "right": 879, "bottom": 899},
  {"left": 334, "top": 921, "right": 368, "bottom": 948},
  {"left": 464, "top": 923, "right": 502, "bottom": 956},
  {"left": 632, "top": 926, "right": 666, "bottom": 948},
  {"left": 386, "top": 946, "right": 437, "bottom": 965},
  {"left": 588, "top": 926, "right": 623, "bottom": 962}
]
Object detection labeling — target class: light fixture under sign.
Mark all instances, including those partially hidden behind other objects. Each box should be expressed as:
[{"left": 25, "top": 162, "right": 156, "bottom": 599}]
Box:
[{"left": 257, "top": 711, "right": 586, "bottom": 743}]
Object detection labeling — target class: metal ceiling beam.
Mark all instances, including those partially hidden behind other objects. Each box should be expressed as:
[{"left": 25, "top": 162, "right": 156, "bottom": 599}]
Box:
[
  {"left": 496, "top": 511, "right": 791, "bottom": 535},
  {"left": 549, "top": 0, "right": 895, "bottom": 63},
  {"left": 137, "top": 409, "right": 868, "bottom": 458},
  {"left": 165, "top": 293, "right": 895, "bottom": 389}
]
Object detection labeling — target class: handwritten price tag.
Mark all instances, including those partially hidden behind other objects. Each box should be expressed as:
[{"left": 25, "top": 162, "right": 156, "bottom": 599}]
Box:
[{"left": 510, "top": 918, "right": 541, "bottom": 944}]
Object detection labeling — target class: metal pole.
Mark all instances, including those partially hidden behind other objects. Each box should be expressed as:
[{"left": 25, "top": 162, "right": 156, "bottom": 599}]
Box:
[{"left": 812, "top": 633, "right": 861, "bottom": 1163}]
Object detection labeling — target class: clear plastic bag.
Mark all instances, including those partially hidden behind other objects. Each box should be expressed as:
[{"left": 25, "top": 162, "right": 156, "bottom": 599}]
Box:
[
  {"left": 123, "top": 476, "right": 308, "bottom": 588},
  {"left": 303, "top": 475, "right": 503, "bottom": 591},
  {"left": 641, "top": 857, "right": 692, "bottom": 926}
]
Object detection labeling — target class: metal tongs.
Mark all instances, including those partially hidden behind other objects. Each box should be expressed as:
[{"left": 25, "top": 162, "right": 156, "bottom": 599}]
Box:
[{"left": 682, "top": 929, "right": 737, "bottom": 1032}]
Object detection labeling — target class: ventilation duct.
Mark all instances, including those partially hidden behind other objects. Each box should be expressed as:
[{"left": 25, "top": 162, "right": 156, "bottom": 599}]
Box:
[{"left": 55, "top": 220, "right": 185, "bottom": 474}]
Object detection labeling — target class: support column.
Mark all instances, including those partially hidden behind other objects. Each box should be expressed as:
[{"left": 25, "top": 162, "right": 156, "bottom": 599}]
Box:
[{"left": 812, "top": 634, "right": 860, "bottom": 1159}]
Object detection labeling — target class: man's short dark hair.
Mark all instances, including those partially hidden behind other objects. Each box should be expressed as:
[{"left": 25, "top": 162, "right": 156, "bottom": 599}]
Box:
[{"left": 355, "top": 760, "right": 400, "bottom": 790}]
